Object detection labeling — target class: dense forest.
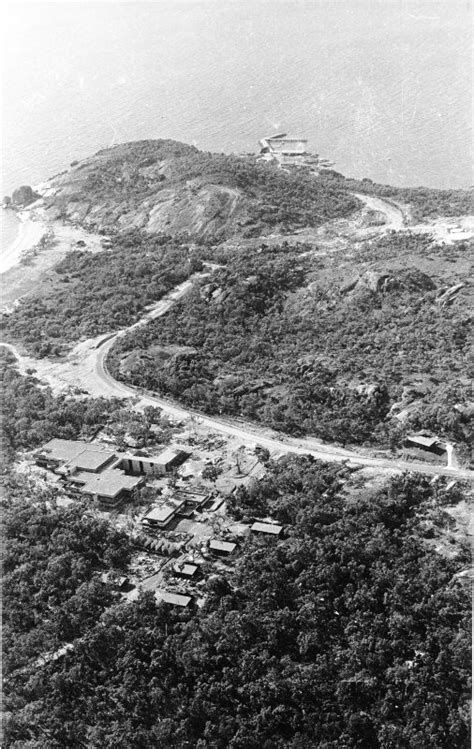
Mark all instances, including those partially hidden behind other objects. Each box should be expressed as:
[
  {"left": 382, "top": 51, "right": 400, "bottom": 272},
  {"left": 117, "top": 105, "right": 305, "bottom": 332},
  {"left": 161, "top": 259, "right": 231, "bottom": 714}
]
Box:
[
  {"left": 0, "top": 347, "right": 126, "bottom": 462},
  {"left": 108, "top": 235, "right": 473, "bottom": 453},
  {"left": 0, "top": 232, "right": 199, "bottom": 357},
  {"left": 4, "top": 457, "right": 470, "bottom": 748}
]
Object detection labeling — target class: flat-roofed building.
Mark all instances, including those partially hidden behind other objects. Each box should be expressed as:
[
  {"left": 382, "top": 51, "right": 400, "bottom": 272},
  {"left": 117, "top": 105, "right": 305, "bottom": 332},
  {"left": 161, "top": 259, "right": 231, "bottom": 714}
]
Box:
[
  {"left": 173, "top": 562, "right": 200, "bottom": 579},
  {"left": 142, "top": 500, "right": 186, "bottom": 530},
  {"left": 209, "top": 539, "right": 237, "bottom": 556},
  {"left": 157, "top": 591, "right": 193, "bottom": 608},
  {"left": 266, "top": 137, "right": 308, "bottom": 155},
  {"left": 251, "top": 521, "right": 283, "bottom": 537},
  {"left": 120, "top": 448, "right": 188, "bottom": 476},
  {"left": 36, "top": 439, "right": 116, "bottom": 473},
  {"left": 72, "top": 469, "right": 144, "bottom": 508}
]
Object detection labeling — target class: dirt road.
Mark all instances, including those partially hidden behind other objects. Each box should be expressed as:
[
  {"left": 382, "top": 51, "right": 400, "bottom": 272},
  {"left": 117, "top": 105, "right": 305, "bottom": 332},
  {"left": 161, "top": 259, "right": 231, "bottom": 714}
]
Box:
[
  {"left": 3, "top": 269, "right": 474, "bottom": 481},
  {"left": 352, "top": 193, "right": 406, "bottom": 230}
]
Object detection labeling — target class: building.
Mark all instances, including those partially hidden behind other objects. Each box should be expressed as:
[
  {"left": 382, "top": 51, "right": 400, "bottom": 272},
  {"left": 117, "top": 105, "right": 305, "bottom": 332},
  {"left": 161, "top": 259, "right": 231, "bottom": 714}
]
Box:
[
  {"left": 34, "top": 438, "right": 190, "bottom": 509},
  {"left": 251, "top": 521, "right": 283, "bottom": 537},
  {"left": 35, "top": 439, "right": 116, "bottom": 473},
  {"left": 404, "top": 435, "right": 446, "bottom": 456},
  {"left": 142, "top": 500, "right": 186, "bottom": 530},
  {"left": 173, "top": 562, "right": 200, "bottom": 579},
  {"left": 70, "top": 468, "right": 144, "bottom": 508},
  {"left": 257, "top": 133, "right": 332, "bottom": 170},
  {"left": 209, "top": 539, "right": 237, "bottom": 556},
  {"left": 264, "top": 137, "right": 308, "bottom": 155},
  {"left": 120, "top": 448, "right": 188, "bottom": 476},
  {"left": 156, "top": 591, "right": 193, "bottom": 608}
]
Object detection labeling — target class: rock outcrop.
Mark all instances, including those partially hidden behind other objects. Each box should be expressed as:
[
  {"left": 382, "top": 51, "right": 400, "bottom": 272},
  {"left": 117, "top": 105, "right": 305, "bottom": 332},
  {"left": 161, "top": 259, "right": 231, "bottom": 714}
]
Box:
[{"left": 12, "top": 185, "right": 39, "bottom": 206}]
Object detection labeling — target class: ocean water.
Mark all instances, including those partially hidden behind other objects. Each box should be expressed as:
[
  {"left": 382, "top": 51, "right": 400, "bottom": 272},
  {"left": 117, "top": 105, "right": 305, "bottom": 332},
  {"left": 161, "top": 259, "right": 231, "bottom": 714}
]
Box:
[{"left": 1, "top": 0, "right": 472, "bottom": 249}]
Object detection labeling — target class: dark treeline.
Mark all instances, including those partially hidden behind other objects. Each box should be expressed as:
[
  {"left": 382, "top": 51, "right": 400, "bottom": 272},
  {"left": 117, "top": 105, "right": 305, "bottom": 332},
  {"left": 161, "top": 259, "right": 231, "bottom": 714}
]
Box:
[
  {"left": 108, "top": 237, "right": 472, "bottom": 451},
  {"left": 4, "top": 458, "right": 470, "bottom": 748},
  {"left": 3, "top": 488, "right": 134, "bottom": 674}
]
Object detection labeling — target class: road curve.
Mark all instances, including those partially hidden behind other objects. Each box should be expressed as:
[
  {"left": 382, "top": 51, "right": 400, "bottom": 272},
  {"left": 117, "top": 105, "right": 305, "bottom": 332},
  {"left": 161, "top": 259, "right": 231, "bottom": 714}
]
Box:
[
  {"left": 2, "top": 273, "right": 473, "bottom": 482},
  {"left": 352, "top": 193, "right": 406, "bottom": 230},
  {"left": 93, "top": 323, "right": 474, "bottom": 482}
]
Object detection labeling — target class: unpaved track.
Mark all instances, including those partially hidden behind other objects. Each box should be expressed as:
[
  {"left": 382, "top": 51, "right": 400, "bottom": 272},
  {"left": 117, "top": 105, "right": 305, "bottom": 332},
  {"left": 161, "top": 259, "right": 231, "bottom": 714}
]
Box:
[
  {"left": 3, "top": 211, "right": 473, "bottom": 481},
  {"left": 352, "top": 193, "right": 406, "bottom": 230},
  {"left": 2, "top": 273, "right": 474, "bottom": 480}
]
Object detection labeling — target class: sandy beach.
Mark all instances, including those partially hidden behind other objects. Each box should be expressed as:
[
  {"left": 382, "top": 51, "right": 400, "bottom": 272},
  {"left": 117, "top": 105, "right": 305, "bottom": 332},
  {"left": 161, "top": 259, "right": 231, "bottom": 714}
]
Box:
[
  {"left": 0, "top": 210, "right": 47, "bottom": 274},
  {"left": 1, "top": 203, "right": 106, "bottom": 311}
]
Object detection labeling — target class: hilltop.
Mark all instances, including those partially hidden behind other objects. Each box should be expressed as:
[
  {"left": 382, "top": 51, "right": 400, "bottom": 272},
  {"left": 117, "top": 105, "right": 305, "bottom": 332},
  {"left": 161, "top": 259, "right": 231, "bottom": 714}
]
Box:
[{"left": 38, "top": 139, "right": 359, "bottom": 240}]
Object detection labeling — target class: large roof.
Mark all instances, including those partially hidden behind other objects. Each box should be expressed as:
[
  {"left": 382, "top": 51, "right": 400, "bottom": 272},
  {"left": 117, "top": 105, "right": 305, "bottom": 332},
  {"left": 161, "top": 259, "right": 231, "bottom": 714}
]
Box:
[
  {"left": 77, "top": 469, "right": 142, "bottom": 498},
  {"left": 38, "top": 439, "right": 116, "bottom": 470}
]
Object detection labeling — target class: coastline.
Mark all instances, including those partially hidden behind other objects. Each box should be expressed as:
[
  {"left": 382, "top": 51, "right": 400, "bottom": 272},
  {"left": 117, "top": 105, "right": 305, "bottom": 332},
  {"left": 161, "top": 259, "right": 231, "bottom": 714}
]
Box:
[{"left": 0, "top": 209, "right": 48, "bottom": 275}]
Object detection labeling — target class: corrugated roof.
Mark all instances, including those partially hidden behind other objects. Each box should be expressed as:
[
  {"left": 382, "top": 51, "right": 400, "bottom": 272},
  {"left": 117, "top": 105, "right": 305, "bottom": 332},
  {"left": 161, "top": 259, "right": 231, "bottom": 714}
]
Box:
[{"left": 251, "top": 522, "right": 283, "bottom": 535}]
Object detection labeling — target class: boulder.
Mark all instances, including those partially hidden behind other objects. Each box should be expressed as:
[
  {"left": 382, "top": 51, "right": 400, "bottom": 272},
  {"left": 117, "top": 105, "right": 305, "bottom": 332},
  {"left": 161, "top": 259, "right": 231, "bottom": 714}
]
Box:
[{"left": 12, "top": 185, "right": 39, "bottom": 206}]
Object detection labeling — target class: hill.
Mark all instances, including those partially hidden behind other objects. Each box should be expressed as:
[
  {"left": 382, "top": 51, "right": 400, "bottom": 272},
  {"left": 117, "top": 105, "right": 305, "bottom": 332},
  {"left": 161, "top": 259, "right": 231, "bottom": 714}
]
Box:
[
  {"left": 39, "top": 139, "right": 359, "bottom": 239},
  {"left": 108, "top": 233, "right": 473, "bottom": 454}
]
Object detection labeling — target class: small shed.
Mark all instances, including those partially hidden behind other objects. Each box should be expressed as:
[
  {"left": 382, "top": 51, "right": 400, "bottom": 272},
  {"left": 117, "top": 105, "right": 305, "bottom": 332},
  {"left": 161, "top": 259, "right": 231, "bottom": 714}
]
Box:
[
  {"left": 251, "top": 521, "right": 283, "bottom": 537},
  {"left": 405, "top": 435, "right": 446, "bottom": 455},
  {"left": 157, "top": 591, "right": 193, "bottom": 608},
  {"left": 209, "top": 539, "right": 237, "bottom": 556},
  {"left": 173, "top": 563, "right": 199, "bottom": 579}
]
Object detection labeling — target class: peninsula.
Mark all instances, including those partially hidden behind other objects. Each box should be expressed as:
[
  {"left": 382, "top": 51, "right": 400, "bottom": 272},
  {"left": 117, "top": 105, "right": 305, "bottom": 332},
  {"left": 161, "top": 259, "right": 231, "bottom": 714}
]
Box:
[{"left": 2, "top": 138, "right": 472, "bottom": 749}]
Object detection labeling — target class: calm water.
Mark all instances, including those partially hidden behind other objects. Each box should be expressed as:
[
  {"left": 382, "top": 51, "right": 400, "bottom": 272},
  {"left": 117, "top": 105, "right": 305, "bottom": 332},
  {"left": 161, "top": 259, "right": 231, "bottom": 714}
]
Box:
[{"left": 1, "top": 0, "right": 472, "bottom": 246}]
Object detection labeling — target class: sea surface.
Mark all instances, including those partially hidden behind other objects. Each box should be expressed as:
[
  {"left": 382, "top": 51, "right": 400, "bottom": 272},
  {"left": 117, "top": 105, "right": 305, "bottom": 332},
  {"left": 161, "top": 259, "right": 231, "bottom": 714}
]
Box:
[{"left": 1, "top": 1, "right": 472, "bottom": 252}]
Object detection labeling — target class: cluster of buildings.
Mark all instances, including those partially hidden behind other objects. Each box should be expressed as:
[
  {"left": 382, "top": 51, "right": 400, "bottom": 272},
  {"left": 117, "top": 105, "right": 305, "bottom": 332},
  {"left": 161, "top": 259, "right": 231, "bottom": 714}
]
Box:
[
  {"left": 257, "top": 133, "right": 334, "bottom": 170},
  {"left": 34, "top": 437, "right": 285, "bottom": 609},
  {"left": 35, "top": 438, "right": 188, "bottom": 509}
]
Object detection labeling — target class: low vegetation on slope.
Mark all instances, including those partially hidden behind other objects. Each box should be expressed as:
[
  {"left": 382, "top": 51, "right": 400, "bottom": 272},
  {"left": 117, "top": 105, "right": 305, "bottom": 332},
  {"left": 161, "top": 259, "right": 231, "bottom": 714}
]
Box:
[
  {"left": 41, "top": 139, "right": 359, "bottom": 239},
  {"left": 4, "top": 458, "right": 470, "bottom": 748},
  {"left": 109, "top": 234, "right": 473, "bottom": 453},
  {"left": 0, "top": 232, "right": 198, "bottom": 356},
  {"left": 320, "top": 171, "right": 474, "bottom": 221}
]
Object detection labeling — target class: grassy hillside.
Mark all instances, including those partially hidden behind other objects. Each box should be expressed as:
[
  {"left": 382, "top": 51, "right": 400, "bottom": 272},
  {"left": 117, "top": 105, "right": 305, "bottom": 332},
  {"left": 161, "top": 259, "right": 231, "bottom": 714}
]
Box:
[{"left": 41, "top": 139, "right": 359, "bottom": 239}]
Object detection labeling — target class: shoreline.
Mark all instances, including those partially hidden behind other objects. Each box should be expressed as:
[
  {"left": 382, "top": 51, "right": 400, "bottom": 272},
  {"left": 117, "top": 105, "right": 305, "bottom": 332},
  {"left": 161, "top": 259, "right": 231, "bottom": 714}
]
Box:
[{"left": 0, "top": 209, "right": 48, "bottom": 275}]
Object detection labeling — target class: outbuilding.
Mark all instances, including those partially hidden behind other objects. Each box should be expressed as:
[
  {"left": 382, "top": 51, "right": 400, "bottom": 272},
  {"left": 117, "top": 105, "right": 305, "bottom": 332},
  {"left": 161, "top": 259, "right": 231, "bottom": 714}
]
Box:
[
  {"left": 209, "top": 539, "right": 237, "bottom": 556},
  {"left": 142, "top": 500, "right": 186, "bottom": 530},
  {"left": 157, "top": 591, "right": 193, "bottom": 608},
  {"left": 251, "top": 521, "right": 283, "bottom": 537}
]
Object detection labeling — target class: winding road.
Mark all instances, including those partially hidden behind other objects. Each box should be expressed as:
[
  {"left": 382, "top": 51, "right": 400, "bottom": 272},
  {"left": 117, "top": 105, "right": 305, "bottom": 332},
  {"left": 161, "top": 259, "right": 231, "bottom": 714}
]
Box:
[
  {"left": 2, "top": 203, "right": 473, "bottom": 482},
  {"left": 83, "top": 277, "right": 473, "bottom": 481}
]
